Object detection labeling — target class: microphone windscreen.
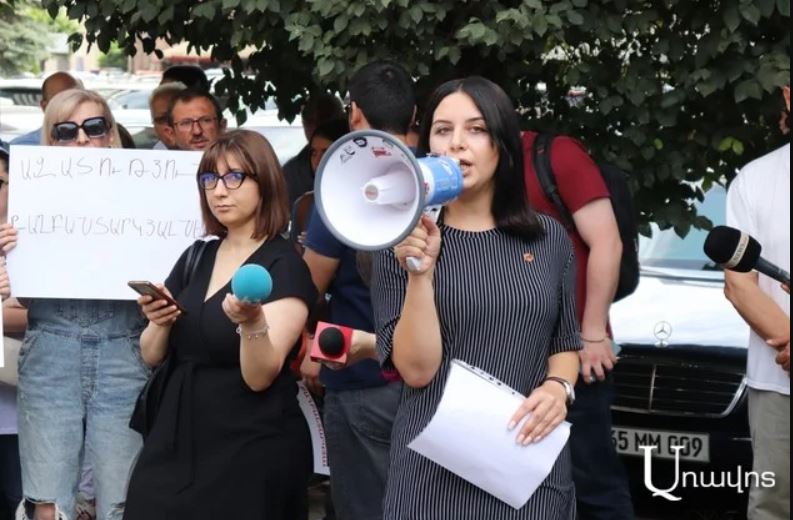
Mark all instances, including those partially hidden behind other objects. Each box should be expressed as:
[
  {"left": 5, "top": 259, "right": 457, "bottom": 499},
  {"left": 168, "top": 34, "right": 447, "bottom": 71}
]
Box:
[
  {"left": 231, "top": 264, "right": 273, "bottom": 303},
  {"left": 703, "top": 226, "right": 762, "bottom": 272},
  {"left": 318, "top": 327, "right": 346, "bottom": 357}
]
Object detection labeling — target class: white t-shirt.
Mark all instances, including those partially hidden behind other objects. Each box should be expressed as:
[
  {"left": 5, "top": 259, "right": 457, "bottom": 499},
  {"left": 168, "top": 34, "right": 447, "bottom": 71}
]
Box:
[{"left": 726, "top": 143, "right": 790, "bottom": 396}]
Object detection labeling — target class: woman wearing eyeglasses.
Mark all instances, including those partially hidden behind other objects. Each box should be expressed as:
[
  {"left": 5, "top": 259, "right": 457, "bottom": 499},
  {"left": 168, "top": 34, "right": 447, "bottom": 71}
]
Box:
[
  {"left": 123, "top": 130, "right": 316, "bottom": 520},
  {"left": 0, "top": 89, "right": 149, "bottom": 520}
]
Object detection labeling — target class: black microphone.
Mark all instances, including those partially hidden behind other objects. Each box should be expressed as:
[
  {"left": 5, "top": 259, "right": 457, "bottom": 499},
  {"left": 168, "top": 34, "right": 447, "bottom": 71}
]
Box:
[
  {"left": 317, "top": 327, "right": 347, "bottom": 357},
  {"left": 704, "top": 226, "right": 790, "bottom": 285}
]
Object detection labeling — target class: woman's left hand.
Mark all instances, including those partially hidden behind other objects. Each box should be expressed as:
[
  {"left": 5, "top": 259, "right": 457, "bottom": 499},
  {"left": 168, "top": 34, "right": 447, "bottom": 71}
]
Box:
[
  {"left": 508, "top": 381, "right": 568, "bottom": 446},
  {"left": 221, "top": 293, "right": 263, "bottom": 325}
]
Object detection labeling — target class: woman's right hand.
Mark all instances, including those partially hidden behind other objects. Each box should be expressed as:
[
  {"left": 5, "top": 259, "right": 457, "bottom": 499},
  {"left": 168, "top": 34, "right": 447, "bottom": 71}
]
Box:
[
  {"left": 138, "top": 284, "right": 181, "bottom": 326},
  {"left": 0, "top": 223, "right": 18, "bottom": 254},
  {"left": 394, "top": 214, "right": 441, "bottom": 275}
]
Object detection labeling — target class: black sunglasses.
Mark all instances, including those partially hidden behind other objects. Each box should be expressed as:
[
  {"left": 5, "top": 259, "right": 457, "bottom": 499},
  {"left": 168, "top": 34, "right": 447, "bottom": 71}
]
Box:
[
  {"left": 197, "top": 171, "right": 254, "bottom": 190},
  {"left": 51, "top": 117, "right": 110, "bottom": 142}
]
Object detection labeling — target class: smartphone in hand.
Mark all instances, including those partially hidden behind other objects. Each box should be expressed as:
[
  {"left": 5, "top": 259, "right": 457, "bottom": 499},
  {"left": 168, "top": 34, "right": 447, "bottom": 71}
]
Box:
[{"left": 127, "top": 281, "right": 186, "bottom": 314}]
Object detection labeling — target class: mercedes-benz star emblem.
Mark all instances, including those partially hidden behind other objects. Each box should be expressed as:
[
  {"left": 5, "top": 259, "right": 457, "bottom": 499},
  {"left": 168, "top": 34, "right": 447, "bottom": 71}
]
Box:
[{"left": 653, "top": 321, "right": 673, "bottom": 347}]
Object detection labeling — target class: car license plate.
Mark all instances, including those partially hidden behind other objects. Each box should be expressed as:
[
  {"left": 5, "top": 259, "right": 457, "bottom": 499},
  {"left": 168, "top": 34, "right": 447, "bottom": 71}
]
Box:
[{"left": 611, "top": 427, "right": 710, "bottom": 463}]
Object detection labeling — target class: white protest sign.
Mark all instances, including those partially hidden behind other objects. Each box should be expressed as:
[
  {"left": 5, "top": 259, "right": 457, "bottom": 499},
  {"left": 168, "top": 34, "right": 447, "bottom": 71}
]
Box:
[{"left": 7, "top": 145, "right": 205, "bottom": 300}]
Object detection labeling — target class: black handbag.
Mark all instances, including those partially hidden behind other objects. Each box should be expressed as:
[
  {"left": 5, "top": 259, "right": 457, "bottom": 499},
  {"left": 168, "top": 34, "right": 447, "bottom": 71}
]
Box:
[{"left": 129, "top": 240, "right": 208, "bottom": 437}]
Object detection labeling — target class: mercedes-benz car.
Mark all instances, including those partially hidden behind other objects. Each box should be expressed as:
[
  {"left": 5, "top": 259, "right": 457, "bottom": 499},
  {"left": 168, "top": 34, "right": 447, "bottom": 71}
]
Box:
[{"left": 610, "top": 185, "right": 753, "bottom": 519}]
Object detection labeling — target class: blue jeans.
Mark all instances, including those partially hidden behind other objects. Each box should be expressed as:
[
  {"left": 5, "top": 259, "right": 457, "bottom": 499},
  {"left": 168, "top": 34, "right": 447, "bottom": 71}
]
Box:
[
  {"left": 17, "top": 299, "right": 147, "bottom": 520},
  {"left": 323, "top": 382, "right": 402, "bottom": 520},
  {"left": 567, "top": 375, "right": 634, "bottom": 520}
]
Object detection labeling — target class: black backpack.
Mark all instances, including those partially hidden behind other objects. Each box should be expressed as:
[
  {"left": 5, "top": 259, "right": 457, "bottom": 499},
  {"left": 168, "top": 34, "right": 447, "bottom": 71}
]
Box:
[{"left": 532, "top": 133, "right": 640, "bottom": 302}]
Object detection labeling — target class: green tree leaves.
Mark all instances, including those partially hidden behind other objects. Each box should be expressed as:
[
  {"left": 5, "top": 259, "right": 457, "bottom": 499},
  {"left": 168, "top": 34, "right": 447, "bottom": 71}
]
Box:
[{"left": 33, "top": 0, "right": 791, "bottom": 234}]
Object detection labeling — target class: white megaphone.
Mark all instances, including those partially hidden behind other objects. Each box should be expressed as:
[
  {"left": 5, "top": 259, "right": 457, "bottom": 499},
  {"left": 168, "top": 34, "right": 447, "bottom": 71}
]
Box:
[{"left": 314, "top": 130, "right": 463, "bottom": 269}]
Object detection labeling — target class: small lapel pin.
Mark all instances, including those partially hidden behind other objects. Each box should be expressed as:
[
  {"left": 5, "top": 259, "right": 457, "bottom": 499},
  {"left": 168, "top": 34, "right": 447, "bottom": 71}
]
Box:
[{"left": 523, "top": 252, "right": 535, "bottom": 263}]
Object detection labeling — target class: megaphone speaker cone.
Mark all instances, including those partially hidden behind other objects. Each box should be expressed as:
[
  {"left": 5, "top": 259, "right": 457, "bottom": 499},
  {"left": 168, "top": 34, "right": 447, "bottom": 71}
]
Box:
[
  {"left": 363, "top": 170, "right": 417, "bottom": 206},
  {"left": 314, "top": 130, "right": 426, "bottom": 251},
  {"left": 314, "top": 130, "right": 464, "bottom": 253}
]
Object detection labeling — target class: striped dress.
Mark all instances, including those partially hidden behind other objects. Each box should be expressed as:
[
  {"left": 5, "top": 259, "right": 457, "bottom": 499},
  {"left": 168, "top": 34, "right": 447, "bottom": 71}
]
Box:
[{"left": 372, "top": 216, "right": 581, "bottom": 520}]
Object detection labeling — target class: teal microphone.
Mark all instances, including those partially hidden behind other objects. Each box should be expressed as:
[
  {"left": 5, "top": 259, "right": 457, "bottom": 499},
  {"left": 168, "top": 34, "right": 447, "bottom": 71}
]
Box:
[{"left": 231, "top": 264, "right": 273, "bottom": 303}]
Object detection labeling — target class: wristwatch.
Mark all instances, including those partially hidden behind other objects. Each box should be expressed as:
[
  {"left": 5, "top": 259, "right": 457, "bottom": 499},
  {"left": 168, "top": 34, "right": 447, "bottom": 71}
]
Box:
[{"left": 544, "top": 376, "right": 575, "bottom": 406}]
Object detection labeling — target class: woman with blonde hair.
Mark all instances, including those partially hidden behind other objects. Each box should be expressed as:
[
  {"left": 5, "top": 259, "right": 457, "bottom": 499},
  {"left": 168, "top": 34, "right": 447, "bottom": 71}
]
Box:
[
  {"left": 0, "top": 89, "right": 148, "bottom": 520},
  {"left": 39, "top": 89, "right": 122, "bottom": 148}
]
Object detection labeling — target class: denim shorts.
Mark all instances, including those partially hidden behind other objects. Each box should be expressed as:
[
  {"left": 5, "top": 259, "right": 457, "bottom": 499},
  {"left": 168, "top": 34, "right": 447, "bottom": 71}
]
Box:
[{"left": 17, "top": 299, "right": 148, "bottom": 520}]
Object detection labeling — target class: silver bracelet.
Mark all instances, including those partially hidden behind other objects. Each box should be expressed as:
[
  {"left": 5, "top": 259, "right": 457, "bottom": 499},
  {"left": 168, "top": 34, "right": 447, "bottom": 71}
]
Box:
[{"left": 236, "top": 323, "right": 270, "bottom": 341}]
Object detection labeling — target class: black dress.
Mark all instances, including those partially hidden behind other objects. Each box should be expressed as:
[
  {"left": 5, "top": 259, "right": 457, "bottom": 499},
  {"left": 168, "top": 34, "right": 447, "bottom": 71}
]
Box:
[{"left": 124, "top": 237, "right": 317, "bottom": 520}]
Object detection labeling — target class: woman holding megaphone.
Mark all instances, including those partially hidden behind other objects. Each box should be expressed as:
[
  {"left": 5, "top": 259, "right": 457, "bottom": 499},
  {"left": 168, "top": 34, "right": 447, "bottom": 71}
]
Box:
[
  {"left": 123, "top": 130, "right": 317, "bottom": 520},
  {"left": 372, "top": 77, "right": 581, "bottom": 518}
]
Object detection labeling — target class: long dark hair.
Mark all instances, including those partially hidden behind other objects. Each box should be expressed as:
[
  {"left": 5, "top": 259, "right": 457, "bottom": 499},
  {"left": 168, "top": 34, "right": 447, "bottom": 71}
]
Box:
[{"left": 417, "top": 76, "right": 543, "bottom": 241}]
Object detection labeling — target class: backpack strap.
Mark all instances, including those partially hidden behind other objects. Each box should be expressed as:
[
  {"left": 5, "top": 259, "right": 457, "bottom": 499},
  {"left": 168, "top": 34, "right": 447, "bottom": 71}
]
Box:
[
  {"left": 182, "top": 239, "right": 209, "bottom": 289},
  {"left": 532, "top": 133, "right": 575, "bottom": 230}
]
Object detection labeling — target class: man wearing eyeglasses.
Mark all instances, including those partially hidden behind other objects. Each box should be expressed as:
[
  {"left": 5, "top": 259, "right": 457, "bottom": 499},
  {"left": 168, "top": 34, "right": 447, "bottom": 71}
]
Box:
[{"left": 165, "top": 90, "right": 227, "bottom": 151}]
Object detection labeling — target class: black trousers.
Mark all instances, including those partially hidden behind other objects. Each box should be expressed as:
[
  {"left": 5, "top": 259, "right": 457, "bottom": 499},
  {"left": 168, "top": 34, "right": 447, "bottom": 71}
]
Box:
[
  {"left": 568, "top": 375, "right": 635, "bottom": 520},
  {"left": 0, "top": 434, "right": 22, "bottom": 520}
]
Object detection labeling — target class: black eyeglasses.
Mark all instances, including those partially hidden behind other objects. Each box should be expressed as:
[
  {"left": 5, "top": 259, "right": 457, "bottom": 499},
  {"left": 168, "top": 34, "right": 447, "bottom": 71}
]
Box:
[
  {"left": 174, "top": 116, "right": 218, "bottom": 133},
  {"left": 197, "top": 171, "right": 254, "bottom": 190},
  {"left": 51, "top": 117, "right": 110, "bottom": 142}
]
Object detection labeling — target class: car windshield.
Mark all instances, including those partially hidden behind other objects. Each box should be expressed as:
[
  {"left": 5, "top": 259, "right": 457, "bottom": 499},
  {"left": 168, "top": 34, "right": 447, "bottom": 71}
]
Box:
[
  {"left": 108, "top": 90, "right": 151, "bottom": 110},
  {"left": 639, "top": 185, "right": 726, "bottom": 271},
  {"left": 250, "top": 126, "right": 306, "bottom": 163}
]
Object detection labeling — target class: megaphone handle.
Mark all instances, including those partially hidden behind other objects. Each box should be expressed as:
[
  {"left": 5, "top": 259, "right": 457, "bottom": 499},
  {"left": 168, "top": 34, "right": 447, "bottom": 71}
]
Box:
[
  {"left": 405, "top": 205, "right": 442, "bottom": 273},
  {"left": 406, "top": 256, "right": 423, "bottom": 272}
]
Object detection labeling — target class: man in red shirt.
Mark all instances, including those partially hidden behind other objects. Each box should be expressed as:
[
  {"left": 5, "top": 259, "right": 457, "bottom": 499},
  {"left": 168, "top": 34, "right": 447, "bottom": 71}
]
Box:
[{"left": 524, "top": 132, "right": 634, "bottom": 519}]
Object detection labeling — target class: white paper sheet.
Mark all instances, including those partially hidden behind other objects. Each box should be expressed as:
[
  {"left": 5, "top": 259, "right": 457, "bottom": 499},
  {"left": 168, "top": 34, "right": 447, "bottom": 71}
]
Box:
[
  {"left": 296, "top": 382, "right": 331, "bottom": 476},
  {"left": 408, "top": 359, "right": 571, "bottom": 509}
]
